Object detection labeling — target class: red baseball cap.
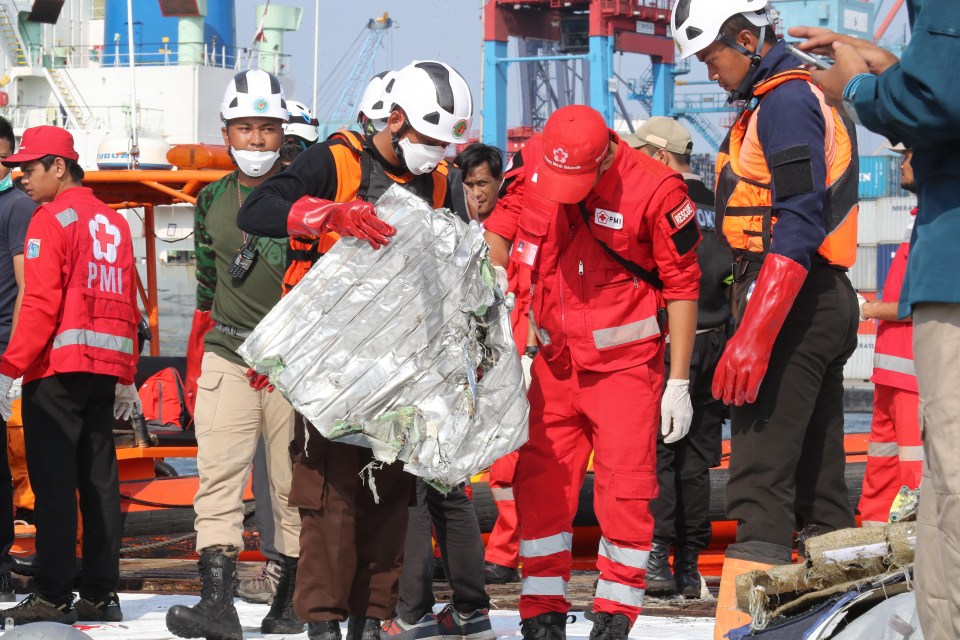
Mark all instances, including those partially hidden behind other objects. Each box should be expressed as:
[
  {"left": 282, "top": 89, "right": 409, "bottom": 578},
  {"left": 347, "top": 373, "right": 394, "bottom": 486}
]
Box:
[
  {"left": 2, "top": 126, "right": 80, "bottom": 166},
  {"left": 534, "top": 105, "right": 610, "bottom": 204}
]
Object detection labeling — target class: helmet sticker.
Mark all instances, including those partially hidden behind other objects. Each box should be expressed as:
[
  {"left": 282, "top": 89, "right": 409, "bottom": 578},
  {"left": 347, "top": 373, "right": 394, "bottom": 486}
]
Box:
[
  {"left": 453, "top": 119, "right": 468, "bottom": 139},
  {"left": 253, "top": 98, "right": 269, "bottom": 114}
]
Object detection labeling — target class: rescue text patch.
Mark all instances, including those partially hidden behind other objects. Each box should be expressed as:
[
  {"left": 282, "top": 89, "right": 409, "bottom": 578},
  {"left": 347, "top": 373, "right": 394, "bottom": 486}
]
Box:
[
  {"left": 593, "top": 208, "right": 624, "bottom": 230},
  {"left": 26, "top": 239, "right": 40, "bottom": 259},
  {"left": 668, "top": 200, "right": 697, "bottom": 229}
]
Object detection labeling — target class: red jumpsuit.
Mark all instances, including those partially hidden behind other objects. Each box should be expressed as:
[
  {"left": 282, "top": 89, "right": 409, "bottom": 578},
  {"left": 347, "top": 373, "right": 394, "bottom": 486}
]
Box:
[
  {"left": 484, "top": 133, "right": 700, "bottom": 622},
  {"left": 859, "top": 210, "right": 922, "bottom": 526}
]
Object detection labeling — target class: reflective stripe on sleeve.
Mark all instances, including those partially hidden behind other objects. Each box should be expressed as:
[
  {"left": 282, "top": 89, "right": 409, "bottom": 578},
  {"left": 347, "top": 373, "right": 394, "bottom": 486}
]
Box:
[
  {"left": 873, "top": 353, "right": 916, "bottom": 377},
  {"left": 598, "top": 537, "right": 650, "bottom": 570},
  {"left": 593, "top": 316, "right": 660, "bottom": 350},
  {"left": 491, "top": 487, "right": 515, "bottom": 501},
  {"left": 53, "top": 328, "right": 134, "bottom": 355},
  {"left": 522, "top": 576, "right": 568, "bottom": 598},
  {"left": 595, "top": 579, "right": 645, "bottom": 608},
  {"left": 898, "top": 445, "right": 925, "bottom": 462},
  {"left": 520, "top": 532, "right": 573, "bottom": 558},
  {"left": 867, "top": 441, "right": 899, "bottom": 457},
  {"left": 56, "top": 208, "right": 79, "bottom": 227}
]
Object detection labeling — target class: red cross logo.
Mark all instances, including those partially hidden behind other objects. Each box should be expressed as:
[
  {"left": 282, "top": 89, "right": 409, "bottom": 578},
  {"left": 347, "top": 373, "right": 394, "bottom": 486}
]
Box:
[
  {"left": 89, "top": 214, "right": 121, "bottom": 263},
  {"left": 598, "top": 212, "right": 608, "bottom": 223}
]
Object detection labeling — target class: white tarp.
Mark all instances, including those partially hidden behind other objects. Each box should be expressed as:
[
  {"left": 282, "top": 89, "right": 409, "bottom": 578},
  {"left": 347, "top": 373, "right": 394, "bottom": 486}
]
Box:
[{"left": 238, "top": 185, "right": 529, "bottom": 488}]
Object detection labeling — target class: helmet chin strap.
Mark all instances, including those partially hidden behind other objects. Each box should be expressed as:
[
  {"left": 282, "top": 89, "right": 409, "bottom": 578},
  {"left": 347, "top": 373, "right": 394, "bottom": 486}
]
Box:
[{"left": 718, "top": 24, "right": 767, "bottom": 102}]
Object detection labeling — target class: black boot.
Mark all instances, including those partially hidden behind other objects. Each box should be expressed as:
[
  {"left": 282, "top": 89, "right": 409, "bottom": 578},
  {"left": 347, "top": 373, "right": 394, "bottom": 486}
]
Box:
[
  {"left": 520, "top": 612, "right": 571, "bottom": 640},
  {"left": 310, "top": 621, "right": 344, "bottom": 640},
  {"left": 673, "top": 547, "right": 703, "bottom": 599},
  {"left": 261, "top": 554, "right": 303, "bottom": 634},
  {"left": 587, "top": 612, "right": 631, "bottom": 640},
  {"left": 644, "top": 538, "right": 677, "bottom": 597},
  {"left": 165, "top": 547, "right": 242, "bottom": 640},
  {"left": 348, "top": 616, "right": 381, "bottom": 640}
]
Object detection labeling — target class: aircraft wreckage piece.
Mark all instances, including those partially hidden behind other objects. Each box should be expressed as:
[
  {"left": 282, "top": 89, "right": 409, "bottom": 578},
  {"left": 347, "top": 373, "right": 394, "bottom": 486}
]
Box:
[{"left": 239, "top": 185, "right": 529, "bottom": 489}]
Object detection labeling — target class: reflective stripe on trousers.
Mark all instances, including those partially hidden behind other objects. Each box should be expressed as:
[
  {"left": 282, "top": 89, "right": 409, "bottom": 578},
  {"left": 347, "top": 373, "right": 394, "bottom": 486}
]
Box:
[
  {"left": 520, "top": 532, "right": 573, "bottom": 558},
  {"left": 874, "top": 353, "right": 916, "bottom": 377}
]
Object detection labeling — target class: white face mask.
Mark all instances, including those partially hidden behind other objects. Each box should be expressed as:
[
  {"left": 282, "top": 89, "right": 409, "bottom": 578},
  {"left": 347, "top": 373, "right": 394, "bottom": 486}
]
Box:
[
  {"left": 398, "top": 138, "right": 446, "bottom": 175},
  {"left": 232, "top": 148, "right": 280, "bottom": 177}
]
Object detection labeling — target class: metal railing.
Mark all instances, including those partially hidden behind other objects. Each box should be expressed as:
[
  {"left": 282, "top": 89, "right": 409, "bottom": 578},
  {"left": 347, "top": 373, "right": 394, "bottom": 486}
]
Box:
[
  {"left": 0, "top": 103, "right": 164, "bottom": 133},
  {"left": 42, "top": 40, "right": 291, "bottom": 73}
]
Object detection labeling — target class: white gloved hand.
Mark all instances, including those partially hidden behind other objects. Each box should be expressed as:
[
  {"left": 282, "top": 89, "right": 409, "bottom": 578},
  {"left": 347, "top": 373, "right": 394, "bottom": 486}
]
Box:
[
  {"left": 0, "top": 374, "right": 14, "bottom": 422},
  {"left": 521, "top": 354, "right": 534, "bottom": 388},
  {"left": 113, "top": 383, "right": 142, "bottom": 421},
  {"left": 856, "top": 292, "right": 868, "bottom": 321},
  {"left": 661, "top": 379, "right": 693, "bottom": 444},
  {"left": 494, "top": 265, "right": 509, "bottom": 294},
  {"left": 8, "top": 377, "right": 22, "bottom": 400}
]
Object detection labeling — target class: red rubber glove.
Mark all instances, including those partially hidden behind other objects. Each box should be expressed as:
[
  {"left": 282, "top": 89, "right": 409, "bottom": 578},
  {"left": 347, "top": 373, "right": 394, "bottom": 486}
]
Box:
[
  {"left": 185, "top": 309, "right": 215, "bottom": 417},
  {"left": 245, "top": 368, "right": 274, "bottom": 393},
  {"left": 287, "top": 197, "right": 396, "bottom": 249},
  {"left": 712, "top": 253, "right": 808, "bottom": 406}
]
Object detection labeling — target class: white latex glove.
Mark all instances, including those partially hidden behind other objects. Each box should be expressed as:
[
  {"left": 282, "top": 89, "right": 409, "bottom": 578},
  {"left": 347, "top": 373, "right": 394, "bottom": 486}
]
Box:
[
  {"left": 521, "top": 354, "right": 534, "bottom": 388},
  {"left": 113, "top": 383, "right": 142, "bottom": 421},
  {"left": 661, "top": 379, "right": 693, "bottom": 444},
  {"left": 856, "top": 292, "right": 868, "bottom": 321},
  {"left": 494, "top": 265, "right": 509, "bottom": 294},
  {"left": 0, "top": 374, "right": 14, "bottom": 422},
  {"left": 8, "top": 377, "right": 22, "bottom": 400}
]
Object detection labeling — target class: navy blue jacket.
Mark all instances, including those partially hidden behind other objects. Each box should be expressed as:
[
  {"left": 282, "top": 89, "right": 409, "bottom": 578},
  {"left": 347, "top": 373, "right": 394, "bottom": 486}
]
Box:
[{"left": 852, "top": 0, "right": 960, "bottom": 313}]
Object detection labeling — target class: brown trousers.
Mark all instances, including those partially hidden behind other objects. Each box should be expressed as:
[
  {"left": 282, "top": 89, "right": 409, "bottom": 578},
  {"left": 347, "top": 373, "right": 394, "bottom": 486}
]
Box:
[{"left": 290, "top": 416, "right": 414, "bottom": 622}]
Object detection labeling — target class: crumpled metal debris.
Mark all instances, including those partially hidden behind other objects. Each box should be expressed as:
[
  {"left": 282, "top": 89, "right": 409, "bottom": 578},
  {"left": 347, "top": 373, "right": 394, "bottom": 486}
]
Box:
[{"left": 238, "top": 185, "right": 529, "bottom": 489}]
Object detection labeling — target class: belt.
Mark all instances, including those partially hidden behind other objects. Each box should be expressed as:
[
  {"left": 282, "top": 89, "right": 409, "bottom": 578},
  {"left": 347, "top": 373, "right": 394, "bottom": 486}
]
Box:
[
  {"left": 215, "top": 321, "right": 252, "bottom": 338},
  {"left": 665, "top": 326, "right": 725, "bottom": 344}
]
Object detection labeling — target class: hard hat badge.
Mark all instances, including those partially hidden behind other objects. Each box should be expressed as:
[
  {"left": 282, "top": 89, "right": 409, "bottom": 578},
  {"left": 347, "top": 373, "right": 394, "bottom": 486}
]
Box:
[
  {"left": 253, "top": 98, "right": 269, "bottom": 114},
  {"left": 453, "top": 119, "right": 468, "bottom": 139},
  {"left": 552, "top": 147, "right": 569, "bottom": 165}
]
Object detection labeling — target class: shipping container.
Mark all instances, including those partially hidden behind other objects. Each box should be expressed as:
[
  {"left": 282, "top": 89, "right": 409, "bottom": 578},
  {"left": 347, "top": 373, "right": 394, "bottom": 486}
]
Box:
[
  {"left": 875, "top": 196, "right": 916, "bottom": 243},
  {"left": 848, "top": 245, "right": 878, "bottom": 291},
  {"left": 876, "top": 243, "right": 899, "bottom": 292},
  {"left": 857, "top": 200, "right": 877, "bottom": 245},
  {"left": 859, "top": 156, "right": 890, "bottom": 200},
  {"left": 844, "top": 334, "right": 876, "bottom": 381}
]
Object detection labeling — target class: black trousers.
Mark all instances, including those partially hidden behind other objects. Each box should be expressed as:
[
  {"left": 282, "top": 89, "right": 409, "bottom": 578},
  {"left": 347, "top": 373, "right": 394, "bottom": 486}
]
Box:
[
  {"left": 0, "top": 419, "right": 13, "bottom": 575},
  {"left": 21, "top": 372, "right": 120, "bottom": 603},
  {"left": 651, "top": 328, "right": 726, "bottom": 550},
  {"left": 725, "top": 263, "right": 858, "bottom": 564},
  {"left": 397, "top": 479, "right": 489, "bottom": 622}
]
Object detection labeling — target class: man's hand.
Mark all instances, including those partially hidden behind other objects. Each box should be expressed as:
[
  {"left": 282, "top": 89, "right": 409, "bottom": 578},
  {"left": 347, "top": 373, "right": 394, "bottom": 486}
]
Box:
[
  {"left": 0, "top": 374, "right": 14, "bottom": 422},
  {"left": 246, "top": 368, "right": 274, "bottom": 393},
  {"left": 114, "top": 383, "right": 142, "bottom": 421},
  {"left": 788, "top": 27, "right": 899, "bottom": 75},
  {"left": 808, "top": 42, "right": 871, "bottom": 108},
  {"left": 661, "top": 379, "right": 693, "bottom": 444},
  {"left": 287, "top": 198, "right": 396, "bottom": 249}
]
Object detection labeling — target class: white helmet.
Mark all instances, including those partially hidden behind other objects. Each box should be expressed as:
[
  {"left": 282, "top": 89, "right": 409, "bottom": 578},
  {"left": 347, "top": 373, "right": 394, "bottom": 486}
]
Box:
[
  {"left": 672, "top": 0, "right": 771, "bottom": 60},
  {"left": 220, "top": 69, "right": 289, "bottom": 122},
  {"left": 384, "top": 60, "right": 473, "bottom": 144},
  {"left": 284, "top": 99, "right": 319, "bottom": 144},
  {"left": 357, "top": 71, "right": 396, "bottom": 124}
]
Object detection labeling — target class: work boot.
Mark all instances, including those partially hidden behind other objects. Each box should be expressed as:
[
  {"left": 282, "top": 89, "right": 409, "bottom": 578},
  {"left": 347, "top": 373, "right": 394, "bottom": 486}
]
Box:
[
  {"left": 674, "top": 547, "right": 703, "bottom": 599},
  {"left": 237, "top": 558, "right": 281, "bottom": 604},
  {"left": 519, "top": 612, "right": 572, "bottom": 640},
  {"left": 587, "top": 612, "right": 631, "bottom": 640},
  {"left": 260, "top": 554, "right": 302, "bottom": 634},
  {"left": 483, "top": 561, "right": 520, "bottom": 584},
  {"left": 644, "top": 538, "right": 677, "bottom": 597},
  {"left": 348, "top": 616, "right": 382, "bottom": 640},
  {"left": 310, "top": 621, "right": 344, "bottom": 640},
  {"left": 0, "top": 592, "right": 78, "bottom": 626},
  {"left": 165, "top": 546, "right": 242, "bottom": 640},
  {"left": 76, "top": 591, "right": 124, "bottom": 622},
  {"left": 0, "top": 572, "right": 14, "bottom": 602}
]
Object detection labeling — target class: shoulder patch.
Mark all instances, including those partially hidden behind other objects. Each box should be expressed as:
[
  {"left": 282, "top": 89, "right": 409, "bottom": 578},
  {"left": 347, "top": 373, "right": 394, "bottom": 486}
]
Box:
[
  {"left": 593, "top": 208, "right": 624, "bottom": 230},
  {"left": 26, "top": 238, "right": 40, "bottom": 259},
  {"left": 667, "top": 199, "right": 697, "bottom": 229}
]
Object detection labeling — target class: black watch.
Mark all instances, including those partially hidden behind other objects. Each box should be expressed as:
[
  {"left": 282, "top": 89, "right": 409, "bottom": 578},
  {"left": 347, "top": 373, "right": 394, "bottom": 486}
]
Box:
[{"left": 524, "top": 346, "right": 539, "bottom": 358}]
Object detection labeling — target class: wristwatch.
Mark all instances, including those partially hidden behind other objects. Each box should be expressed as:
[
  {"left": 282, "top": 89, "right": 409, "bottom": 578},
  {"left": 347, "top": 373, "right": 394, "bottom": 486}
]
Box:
[
  {"left": 841, "top": 73, "right": 871, "bottom": 125},
  {"left": 524, "top": 346, "right": 539, "bottom": 359}
]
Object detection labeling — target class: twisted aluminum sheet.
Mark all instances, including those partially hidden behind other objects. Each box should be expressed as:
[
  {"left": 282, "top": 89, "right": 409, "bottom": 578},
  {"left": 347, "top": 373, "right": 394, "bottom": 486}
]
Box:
[{"left": 238, "top": 185, "right": 529, "bottom": 489}]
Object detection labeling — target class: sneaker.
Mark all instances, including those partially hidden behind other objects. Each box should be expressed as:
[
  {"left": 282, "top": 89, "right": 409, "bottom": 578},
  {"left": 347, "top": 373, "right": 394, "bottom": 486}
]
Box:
[
  {"left": 0, "top": 573, "right": 15, "bottom": 603},
  {"left": 437, "top": 604, "right": 496, "bottom": 640},
  {"left": 381, "top": 613, "right": 441, "bottom": 640},
  {"left": 75, "top": 591, "right": 123, "bottom": 622},
  {"left": 519, "top": 612, "right": 573, "bottom": 640},
  {"left": 586, "top": 612, "right": 631, "bottom": 640},
  {"left": 0, "top": 592, "right": 78, "bottom": 626},
  {"left": 483, "top": 562, "right": 520, "bottom": 585},
  {"left": 237, "top": 559, "right": 281, "bottom": 605}
]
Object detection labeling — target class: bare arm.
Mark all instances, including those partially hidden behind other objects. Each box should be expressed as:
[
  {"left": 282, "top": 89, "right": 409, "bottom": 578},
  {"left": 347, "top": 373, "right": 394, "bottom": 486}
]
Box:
[
  {"left": 863, "top": 300, "right": 911, "bottom": 322},
  {"left": 484, "top": 230, "right": 511, "bottom": 269},
  {"left": 665, "top": 298, "right": 697, "bottom": 380}
]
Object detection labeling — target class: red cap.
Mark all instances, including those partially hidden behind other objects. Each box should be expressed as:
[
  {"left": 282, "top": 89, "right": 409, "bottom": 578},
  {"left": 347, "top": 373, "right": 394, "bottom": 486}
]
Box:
[
  {"left": 3, "top": 126, "right": 80, "bottom": 166},
  {"left": 534, "top": 105, "right": 610, "bottom": 204}
]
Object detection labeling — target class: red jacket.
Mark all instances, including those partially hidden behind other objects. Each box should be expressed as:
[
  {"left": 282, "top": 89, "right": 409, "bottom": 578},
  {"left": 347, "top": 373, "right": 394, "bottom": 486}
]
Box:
[
  {"left": 485, "top": 133, "right": 701, "bottom": 373},
  {"left": 0, "top": 186, "right": 139, "bottom": 384},
  {"left": 871, "top": 210, "right": 916, "bottom": 392}
]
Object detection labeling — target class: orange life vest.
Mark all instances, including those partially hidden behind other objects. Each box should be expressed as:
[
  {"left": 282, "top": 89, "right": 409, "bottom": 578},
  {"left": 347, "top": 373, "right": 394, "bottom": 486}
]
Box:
[
  {"left": 281, "top": 130, "right": 450, "bottom": 294},
  {"left": 715, "top": 69, "right": 859, "bottom": 268}
]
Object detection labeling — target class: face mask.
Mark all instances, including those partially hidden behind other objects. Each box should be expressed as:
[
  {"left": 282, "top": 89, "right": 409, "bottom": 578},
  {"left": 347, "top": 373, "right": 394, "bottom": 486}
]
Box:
[
  {"left": 397, "top": 138, "right": 446, "bottom": 175},
  {"left": 231, "top": 148, "right": 280, "bottom": 177},
  {"left": 0, "top": 174, "right": 11, "bottom": 192}
]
